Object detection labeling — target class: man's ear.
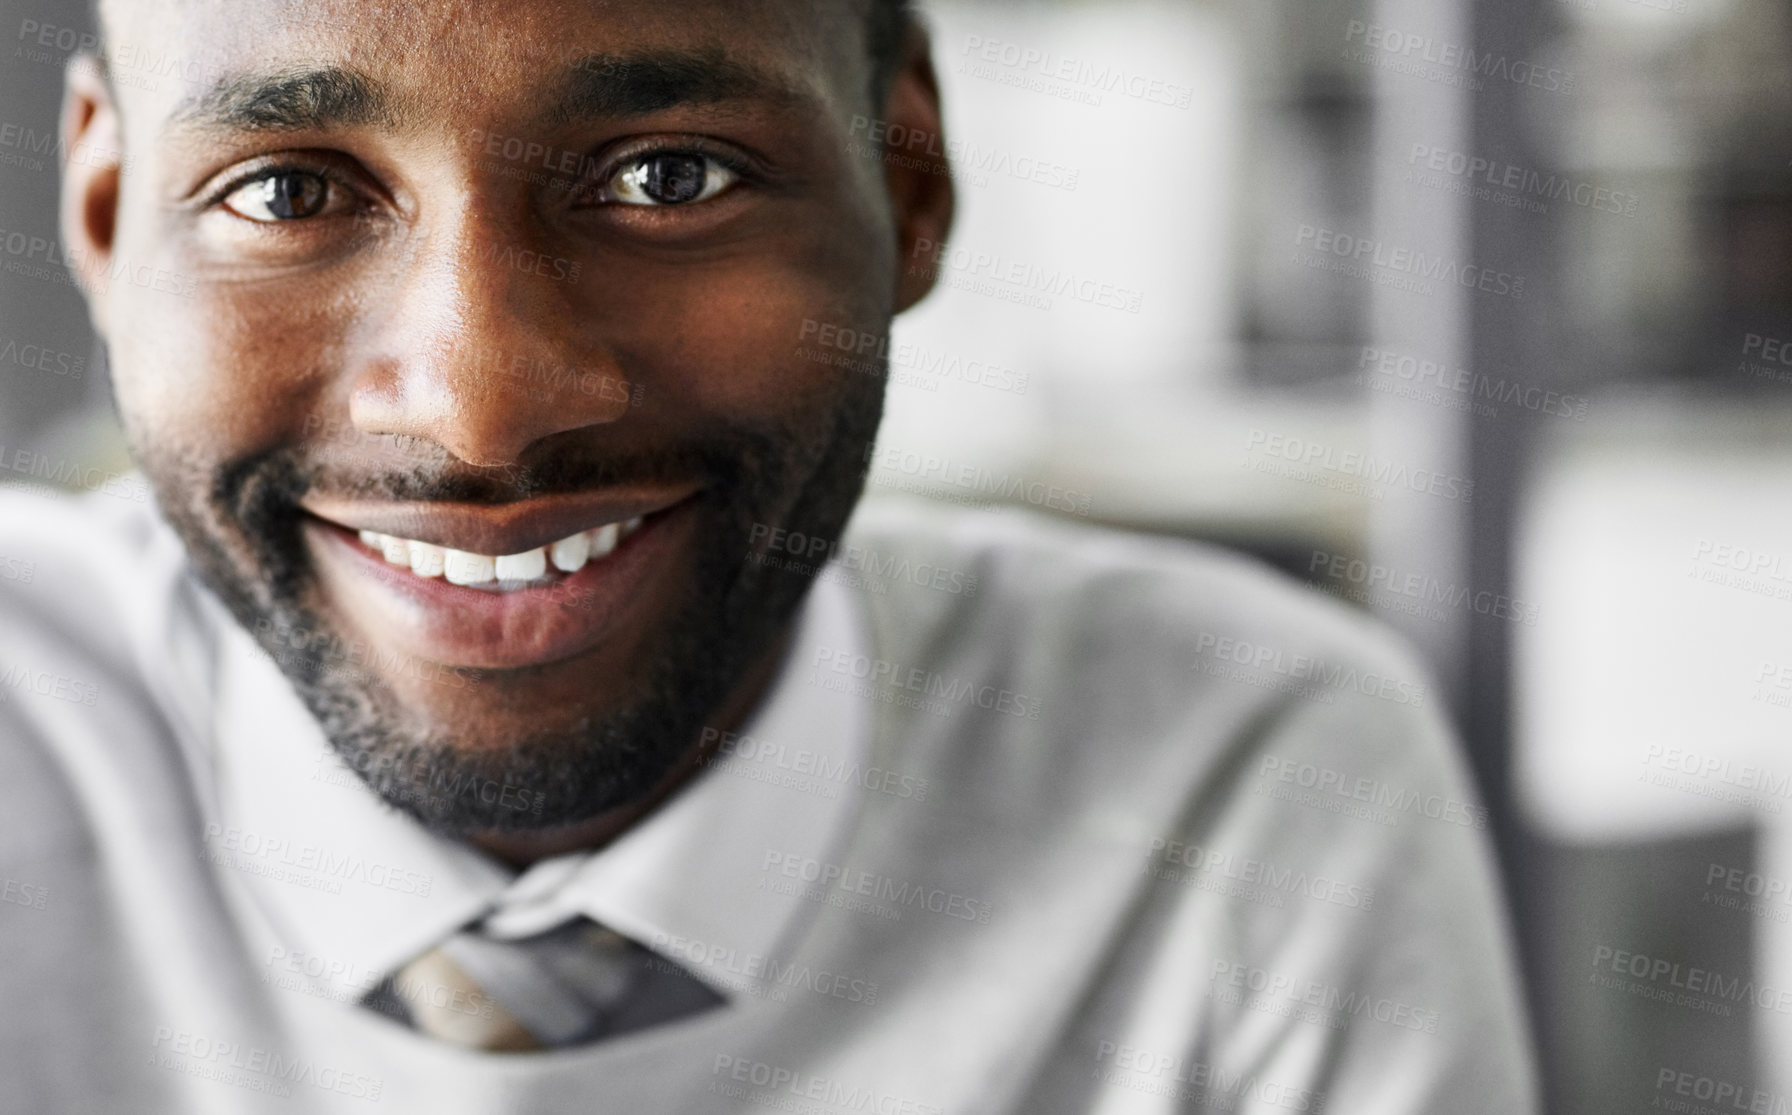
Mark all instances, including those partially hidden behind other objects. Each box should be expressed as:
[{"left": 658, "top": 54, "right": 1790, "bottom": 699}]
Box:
[
  {"left": 60, "top": 55, "right": 123, "bottom": 336},
  {"left": 880, "top": 22, "right": 956, "bottom": 314}
]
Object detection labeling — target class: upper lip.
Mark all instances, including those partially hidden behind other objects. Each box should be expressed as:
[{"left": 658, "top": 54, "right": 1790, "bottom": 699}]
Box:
[{"left": 299, "top": 485, "right": 702, "bottom": 555}]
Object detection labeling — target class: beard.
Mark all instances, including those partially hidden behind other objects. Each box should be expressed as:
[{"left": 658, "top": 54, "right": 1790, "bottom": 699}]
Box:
[{"left": 135, "top": 393, "right": 882, "bottom": 838}]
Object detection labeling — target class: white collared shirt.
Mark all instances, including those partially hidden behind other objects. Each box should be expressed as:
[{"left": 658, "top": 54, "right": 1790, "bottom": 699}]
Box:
[
  {"left": 209, "top": 567, "right": 869, "bottom": 1004},
  {"left": 0, "top": 486, "right": 1539, "bottom": 1113}
]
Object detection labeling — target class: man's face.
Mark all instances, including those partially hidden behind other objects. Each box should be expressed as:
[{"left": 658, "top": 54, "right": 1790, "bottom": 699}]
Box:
[{"left": 62, "top": 0, "right": 949, "bottom": 835}]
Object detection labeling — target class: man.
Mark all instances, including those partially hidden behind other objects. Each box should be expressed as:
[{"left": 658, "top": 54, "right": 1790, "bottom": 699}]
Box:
[{"left": 0, "top": 0, "right": 1536, "bottom": 1110}]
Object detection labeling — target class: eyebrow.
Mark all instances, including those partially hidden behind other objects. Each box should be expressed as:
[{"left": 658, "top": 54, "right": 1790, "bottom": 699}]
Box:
[
  {"left": 171, "top": 66, "right": 392, "bottom": 133},
  {"left": 549, "top": 50, "right": 807, "bottom": 122},
  {"left": 168, "top": 50, "right": 807, "bottom": 137}
]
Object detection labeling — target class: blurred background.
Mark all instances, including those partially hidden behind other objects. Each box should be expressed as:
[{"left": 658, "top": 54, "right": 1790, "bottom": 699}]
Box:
[{"left": 4, "top": 0, "right": 1788, "bottom": 1108}]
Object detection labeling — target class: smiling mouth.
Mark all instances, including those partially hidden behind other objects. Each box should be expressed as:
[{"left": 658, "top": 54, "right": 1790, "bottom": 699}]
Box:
[{"left": 351, "top": 515, "right": 647, "bottom": 593}]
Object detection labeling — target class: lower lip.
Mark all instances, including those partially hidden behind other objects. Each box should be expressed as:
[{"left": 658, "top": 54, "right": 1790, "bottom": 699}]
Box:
[{"left": 302, "top": 502, "right": 695, "bottom": 671}]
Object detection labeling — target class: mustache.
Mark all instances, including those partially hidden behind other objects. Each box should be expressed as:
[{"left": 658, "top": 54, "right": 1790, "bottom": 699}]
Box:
[{"left": 212, "top": 435, "right": 768, "bottom": 517}]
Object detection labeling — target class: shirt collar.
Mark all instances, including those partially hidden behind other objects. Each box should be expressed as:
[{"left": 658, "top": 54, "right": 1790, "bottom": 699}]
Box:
[{"left": 210, "top": 572, "right": 869, "bottom": 1001}]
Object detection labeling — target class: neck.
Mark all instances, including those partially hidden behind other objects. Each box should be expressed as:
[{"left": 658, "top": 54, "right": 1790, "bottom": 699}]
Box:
[{"left": 466, "top": 626, "right": 793, "bottom": 869}]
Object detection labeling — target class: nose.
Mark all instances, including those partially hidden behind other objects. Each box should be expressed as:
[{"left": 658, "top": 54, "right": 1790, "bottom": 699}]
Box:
[{"left": 346, "top": 203, "right": 629, "bottom": 468}]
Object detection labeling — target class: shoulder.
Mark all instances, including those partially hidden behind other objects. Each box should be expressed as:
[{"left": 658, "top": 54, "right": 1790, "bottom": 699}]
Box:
[
  {"left": 841, "top": 495, "right": 1434, "bottom": 723},
  {"left": 837, "top": 497, "right": 1469, "bottom": 876},
  {"left": 0, "top": 481, "right": 195, "bottom": 692},
  {"left": 0, "top": 482, "right": 213, "bottom": 852},
  {"left": 838, "top": 501, "right": 1535, "bottom": 1107},
  {"left": 0, "top": 479, "right": 172, "bottom": 620}
]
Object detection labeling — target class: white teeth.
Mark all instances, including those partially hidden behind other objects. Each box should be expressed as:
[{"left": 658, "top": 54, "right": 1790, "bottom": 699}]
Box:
[
  {"left": 588, "top": 522, "right": 619, "bottom": 558},
  {"left": 355, "top": 519, "right": 636, "bottom": 585},
  {"left": 551, "top": 532, "right": 590, "bottom": 573},
  {"left": 409, "top": 542, "right": 446, "bottom": 578},
  {"left": 494, "top": 548, "right": 547, "bottom": 582},
  {"left": 380, "top": 536, "right": 411, "bottom": 566},
  {"left": 443, "top": 549, "right": 496, "bottom": 586}
]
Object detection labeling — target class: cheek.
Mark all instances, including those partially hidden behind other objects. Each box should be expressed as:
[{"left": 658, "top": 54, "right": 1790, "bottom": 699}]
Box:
[
  {"left": 604, "top": 249, "right": 889, "bottom": 428},
  {"left": 110, "top": 285, "right": 339, "bottom": 460}
]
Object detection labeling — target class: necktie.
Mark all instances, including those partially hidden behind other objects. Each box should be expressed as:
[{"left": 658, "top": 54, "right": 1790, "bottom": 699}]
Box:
[{"left": 362, "top": 916, "right": 725, "bottom": 1051}]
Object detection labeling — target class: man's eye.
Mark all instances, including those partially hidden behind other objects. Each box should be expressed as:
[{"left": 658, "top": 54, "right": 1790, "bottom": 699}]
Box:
[
  {"left": 221, "top": 171, "right": 333, "bottom": 222},
  {"left": 606, "top": 153, "right": 737, "bottom": 207}
]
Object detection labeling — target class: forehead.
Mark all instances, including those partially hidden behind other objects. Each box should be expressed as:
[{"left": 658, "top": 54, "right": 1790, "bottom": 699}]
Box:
[{"left": 101, "top": 0, "right": 867, "bottom": 136}]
